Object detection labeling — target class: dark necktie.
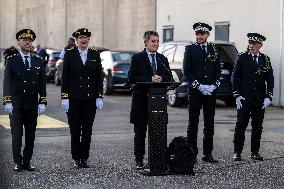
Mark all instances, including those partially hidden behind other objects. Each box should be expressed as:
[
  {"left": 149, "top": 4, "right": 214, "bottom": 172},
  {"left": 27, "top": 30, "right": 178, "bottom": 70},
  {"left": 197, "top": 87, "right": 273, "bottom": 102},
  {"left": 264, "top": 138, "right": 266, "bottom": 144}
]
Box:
[
  {"left": 201, "top": 45, "right": 207, "bottom": 53},
  {"left": 150, "top": 53, "right": 157, "bottom": 75},
  {"left": 253, "top": 55, "right": 258, "bottom": 65},
  {"left": 24, "top": 56, "right": 29, "bottom": 67}
]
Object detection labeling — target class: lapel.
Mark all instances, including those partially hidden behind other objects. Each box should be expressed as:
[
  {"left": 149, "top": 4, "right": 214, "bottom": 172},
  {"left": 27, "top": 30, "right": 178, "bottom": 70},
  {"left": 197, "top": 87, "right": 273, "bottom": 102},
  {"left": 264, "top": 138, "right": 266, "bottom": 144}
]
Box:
[
  {"left": 75, "top": 47, "right": 86, "bottom": 69},
  {"left": 16, "top": 54, "right": 27, "bottom": 71},
  {"left": 142, "top": 49, "right": 152, "bottom": 72}
]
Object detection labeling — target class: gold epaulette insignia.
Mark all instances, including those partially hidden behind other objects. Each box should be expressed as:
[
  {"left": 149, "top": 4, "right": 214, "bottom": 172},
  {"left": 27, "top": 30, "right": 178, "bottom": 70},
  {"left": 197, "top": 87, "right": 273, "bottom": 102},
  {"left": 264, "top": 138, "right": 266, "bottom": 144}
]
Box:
[
  {"left": 3, "top": 96, "right": 12, "bottom": 103},
  {"left": 61, "top": 93, "right": 69, "bottom": 99}
]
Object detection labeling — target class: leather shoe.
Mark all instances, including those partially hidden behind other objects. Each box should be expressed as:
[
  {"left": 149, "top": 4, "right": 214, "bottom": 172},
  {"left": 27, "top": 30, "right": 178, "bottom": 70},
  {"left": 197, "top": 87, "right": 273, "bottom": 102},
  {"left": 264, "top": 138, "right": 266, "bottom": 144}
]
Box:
[
  {"left": 74, "top": 160, "right": 81, "bottom": 168},
  {"left": 14, "top": 164, "right": 22, "bottom": 172},
  {"left": 250, "top": 153, "right": 264, "bottom": 161},
  {"left": 22, "top": 163, "right": 35, "bottom": 171},
  {"left": 136, "top": 161, "right": 144, "bottom": 170},
  {"left": 233, "top": 153, "right": 242, "bottom": 161},
  {"left": 81, "top": 159, "right": 89, "bottom": 168},
  {"left": 202, "top": 154, "right": 218, "bottom": 163}
]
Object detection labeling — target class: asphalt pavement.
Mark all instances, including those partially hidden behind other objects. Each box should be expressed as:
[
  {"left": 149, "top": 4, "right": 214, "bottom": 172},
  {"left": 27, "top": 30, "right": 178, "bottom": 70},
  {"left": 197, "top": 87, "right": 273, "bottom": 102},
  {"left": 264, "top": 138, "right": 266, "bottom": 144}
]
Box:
[{"left": 0, "top": 77, "right": 283, "bottom": 188}]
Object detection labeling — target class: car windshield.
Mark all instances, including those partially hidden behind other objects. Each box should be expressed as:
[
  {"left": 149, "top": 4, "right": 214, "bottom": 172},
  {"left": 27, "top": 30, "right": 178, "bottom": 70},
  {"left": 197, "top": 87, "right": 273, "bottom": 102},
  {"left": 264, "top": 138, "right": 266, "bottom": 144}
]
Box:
[
  {"left": 218, "top": 45, "right": 238, "bottom": 64},
  {"left": 112, "top": 52, "right": 134, "bottom": 62}
]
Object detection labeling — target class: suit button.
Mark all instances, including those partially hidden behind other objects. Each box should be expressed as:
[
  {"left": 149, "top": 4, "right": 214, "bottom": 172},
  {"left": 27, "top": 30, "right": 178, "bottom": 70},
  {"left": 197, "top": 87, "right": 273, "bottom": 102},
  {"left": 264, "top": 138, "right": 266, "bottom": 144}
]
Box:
[
  {"left": 87, "top": 94, "right": 90, "bottom": 96},
  {"left": 24, "top": 81, "right": 27, "bottom": 83},
  {"left": 80, "top": 85, "right": 82, "bottom": 88},
  {"left": 88, "top": 85, "right": 90, "bottom": 87},
  {"left": 205, "top": 75, "right": 208, "bottom": 78},
  {"left": 88, "top": 77, "right": 90, "bottom": 80},
  {"left": 23, "top": 90, "right": 26, "bottom": 93}
]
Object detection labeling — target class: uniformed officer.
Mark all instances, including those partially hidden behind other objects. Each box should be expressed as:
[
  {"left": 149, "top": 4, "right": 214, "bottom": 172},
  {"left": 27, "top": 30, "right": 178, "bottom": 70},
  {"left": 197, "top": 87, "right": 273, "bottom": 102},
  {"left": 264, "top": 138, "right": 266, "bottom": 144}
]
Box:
[
  {"left": 128, "top": 31, "right": 173, "bottom": 169},
  {"left": 61, "top": 28, "right": 104, "bottom": 168},
  {"left": 3, "top": 29, "right": 47, "bottom": 172},
  {"left": 183, "top": 22, "right": 221, "bottom": 163},
  {"left": 232, "top": 33, "right": 274, "bottom": 161}
]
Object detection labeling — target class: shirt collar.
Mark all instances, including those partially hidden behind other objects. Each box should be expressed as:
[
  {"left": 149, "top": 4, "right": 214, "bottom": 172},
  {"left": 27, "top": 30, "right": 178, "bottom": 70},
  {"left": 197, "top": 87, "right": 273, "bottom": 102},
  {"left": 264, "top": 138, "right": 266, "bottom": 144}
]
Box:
[
  {"left": 249, "top": 52, "right": 260, "bottom": 58},
  {"left": 199, "top": 42, "right": 208, "bottom": 47},
  {"left": 78, "top": 47, "right": 88, "bottom": 54},
  {"left": 145, "top": 49, "right": 156, "bottom": 56},
  {"left": 20, "top": 51, "right": 31, "bottom": 58}
]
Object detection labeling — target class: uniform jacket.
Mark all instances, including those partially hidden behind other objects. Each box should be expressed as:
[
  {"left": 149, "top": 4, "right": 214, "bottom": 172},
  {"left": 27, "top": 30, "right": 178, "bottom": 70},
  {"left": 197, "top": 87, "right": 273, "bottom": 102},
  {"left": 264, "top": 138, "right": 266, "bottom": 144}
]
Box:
[
  {"left": 183, "top": 42, "right": 221, "bottom": 95},
  {"left": 61, "top": 46, "right": 103, "bottom": 100},
  {"left": 231, "top": 51, "right": 274, "bottom": 103},
  {"left": 128, "top": 49, "right": 173, "bottom": 125},
  {"left": 3, "top": 53, "right": 47, "bottom": 109}
]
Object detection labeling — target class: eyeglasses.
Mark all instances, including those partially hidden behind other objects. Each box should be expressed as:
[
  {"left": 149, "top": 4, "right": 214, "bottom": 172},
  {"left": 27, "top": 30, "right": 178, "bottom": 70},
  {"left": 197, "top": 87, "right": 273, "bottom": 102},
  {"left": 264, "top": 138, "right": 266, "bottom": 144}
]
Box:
[{"left": 78, "top": 36, "right": 90, "bottom": 40}]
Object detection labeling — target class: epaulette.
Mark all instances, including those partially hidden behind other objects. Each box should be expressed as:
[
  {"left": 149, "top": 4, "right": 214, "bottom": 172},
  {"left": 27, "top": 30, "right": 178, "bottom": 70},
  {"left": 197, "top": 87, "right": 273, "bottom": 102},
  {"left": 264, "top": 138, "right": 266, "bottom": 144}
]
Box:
[
  {"left": 6, "top": 54, "right": 17, "bottom": 59},
  {"left": 34, "top": 55, "right": 43, "bottom": 60},
  {"left": 89, "top": 47, "right": 98, "bottom": 51},
  {"left": 66, "top": 47, "right": 74, "bottom": 51},
  {"left": 238, "top": 51, "right": 247, "bottom": 56}
]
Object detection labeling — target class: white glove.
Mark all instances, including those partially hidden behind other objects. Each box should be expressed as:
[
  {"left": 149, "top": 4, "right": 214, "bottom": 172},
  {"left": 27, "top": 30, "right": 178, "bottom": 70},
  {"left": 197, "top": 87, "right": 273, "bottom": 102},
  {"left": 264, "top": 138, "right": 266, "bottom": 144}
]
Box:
[
  {"left": 236, "top": 96, "right": 245, "bottom": 109},
  {"left": 4, "top": 103, "right": 13, "bottom": 114},
  {"left": 62, "top": 99, "right": 69, "bottom": 112},
  {"left": 198, "top": 84, "right": 212, "bottom": 95},
  {"left": 38, "top": 104, "right": 46, "bottom": 115},
  {"left": 262, "top": 98, "right": 271, "bottom": 109},
  {"left": 207, "top": 85, "right": 216, "bottom": 93},
  {"left": 96, "top": 98, "right": 104, "bottom": 110}
]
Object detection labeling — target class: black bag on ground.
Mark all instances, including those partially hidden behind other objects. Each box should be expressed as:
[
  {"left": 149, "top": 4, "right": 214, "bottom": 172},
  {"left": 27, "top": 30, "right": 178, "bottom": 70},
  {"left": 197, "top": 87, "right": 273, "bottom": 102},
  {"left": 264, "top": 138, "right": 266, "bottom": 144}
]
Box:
[{"left": 167, "top": 136, "right": 196, "bottom": 175}]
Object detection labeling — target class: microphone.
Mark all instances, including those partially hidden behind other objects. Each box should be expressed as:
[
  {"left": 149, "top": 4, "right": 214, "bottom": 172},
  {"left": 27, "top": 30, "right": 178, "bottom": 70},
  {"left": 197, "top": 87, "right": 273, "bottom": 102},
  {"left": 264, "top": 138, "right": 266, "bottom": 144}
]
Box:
[{"left": 157, "top": 57, "right": 174, "bottom": 82}]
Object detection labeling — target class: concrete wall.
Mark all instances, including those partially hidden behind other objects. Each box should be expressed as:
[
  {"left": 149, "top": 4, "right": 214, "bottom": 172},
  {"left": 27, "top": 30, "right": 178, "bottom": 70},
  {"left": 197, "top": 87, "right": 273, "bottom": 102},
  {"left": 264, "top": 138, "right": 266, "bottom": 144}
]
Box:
[
  {"left": 0, "top": 0, "right": 156, "bottom": 51},
  {"left": 157, "top": 0, "right": 284, "bottom": 106}
]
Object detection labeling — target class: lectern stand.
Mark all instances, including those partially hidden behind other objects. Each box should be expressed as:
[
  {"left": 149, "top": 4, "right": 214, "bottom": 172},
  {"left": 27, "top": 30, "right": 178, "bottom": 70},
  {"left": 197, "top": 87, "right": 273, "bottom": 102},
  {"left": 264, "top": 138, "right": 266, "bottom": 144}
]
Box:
[{"left": 132, "top": 82, "right": 181, "bottom": 176}]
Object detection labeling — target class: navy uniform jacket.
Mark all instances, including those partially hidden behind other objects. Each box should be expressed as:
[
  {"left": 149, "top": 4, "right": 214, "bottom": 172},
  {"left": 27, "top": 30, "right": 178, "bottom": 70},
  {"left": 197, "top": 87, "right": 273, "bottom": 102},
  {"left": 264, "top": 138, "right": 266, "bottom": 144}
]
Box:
[
  {"left": 128, "top": 49, "right": 173, "bottom": 125},
  {"left": 183, "top": 43, "right": 221, "bottom": 95},
  {"left": 3, "top": 54, "right": 47, "bottom": 109},
  {"left": 231, "top": 51, "right": 274, "bottom": 103},
  {"left": 61, "top": 47, "right": 103, "bottom": 100}
]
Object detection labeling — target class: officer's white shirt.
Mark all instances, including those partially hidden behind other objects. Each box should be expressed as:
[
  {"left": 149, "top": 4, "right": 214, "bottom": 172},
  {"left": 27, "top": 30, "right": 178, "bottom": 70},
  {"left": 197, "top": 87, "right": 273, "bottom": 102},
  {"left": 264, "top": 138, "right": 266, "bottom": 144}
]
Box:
[
  {"left": 249, "top": 52, "right": 260, "bottom": 64},
  {"left": 146, "top": 49, "right": 157, "bottom": 70},
  {"left": 78, "top": 47, "right": 88, "bottom": 65},
  {"left": 20, "top": 51, "right": 31, "bottom": 68},
  {"left": 199, "top": 42, "right": 208, "bottom": 53}
]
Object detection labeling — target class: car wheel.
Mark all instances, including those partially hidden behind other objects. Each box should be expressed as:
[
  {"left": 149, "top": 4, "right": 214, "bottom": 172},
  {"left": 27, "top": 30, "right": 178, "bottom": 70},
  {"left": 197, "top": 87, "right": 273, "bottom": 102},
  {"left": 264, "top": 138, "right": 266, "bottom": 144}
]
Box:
[
  {"left": 54, "top": 71, "right": 61, "bottom": 86},
  {"left": 167, "top": 89, "right": 181, "bottom": 107},
  {"left": 224, "top": 96, "right": 235, "bottom": 107},
  {"left": 103, "top": 76, "right": 112, "bottom": 95}
]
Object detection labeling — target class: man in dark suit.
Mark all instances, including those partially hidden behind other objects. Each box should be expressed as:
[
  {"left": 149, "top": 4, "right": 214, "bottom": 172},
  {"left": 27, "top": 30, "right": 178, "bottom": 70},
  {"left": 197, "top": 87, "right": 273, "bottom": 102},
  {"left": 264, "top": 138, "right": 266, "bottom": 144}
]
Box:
[
  {"left": 35, "top": 44, "right": 49, "bottom": 65},
  {"left": 61, "top": 28, "right": 103, "bottom": 168},
  {"left": 3, "top": 29, "right": 47, "bottom": 172},
  {"left": 128, "top": 31, "right": 173, "bottom": 169},
  {"left": 232, "top": 33, "right": 274, "bottom": 161},
  {"left": 183, "top": 22, "right": 221, "bottom": 163}
]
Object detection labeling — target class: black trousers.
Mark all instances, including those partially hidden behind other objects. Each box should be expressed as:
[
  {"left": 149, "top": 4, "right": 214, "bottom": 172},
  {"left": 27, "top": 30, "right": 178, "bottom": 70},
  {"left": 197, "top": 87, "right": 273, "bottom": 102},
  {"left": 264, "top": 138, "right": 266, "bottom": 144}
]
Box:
[
  {"left": 10, "top": 108, "right": 38, "bottom": 165},
  {"left": 67, "top": 99, "right": 96, "bottom": 160},
  {"left": 134, "top": 124, "right": 147, "bottom": 162},
  {"left": 187, "top": 94, "right": 216, "bottom": 156},
  {"left": 233, "top": 100, "right": 265, "bottom": 154}
]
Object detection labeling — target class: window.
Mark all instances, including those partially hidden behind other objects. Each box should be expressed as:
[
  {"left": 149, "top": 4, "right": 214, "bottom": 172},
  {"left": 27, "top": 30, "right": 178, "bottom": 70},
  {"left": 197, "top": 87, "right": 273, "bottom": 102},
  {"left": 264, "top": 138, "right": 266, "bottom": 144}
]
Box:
[
  {"left": 163, "top": 25, "right": 174, "bottom": 42},
  {"left": 215, "top": 22, "right": 230, "bottom": 41}
]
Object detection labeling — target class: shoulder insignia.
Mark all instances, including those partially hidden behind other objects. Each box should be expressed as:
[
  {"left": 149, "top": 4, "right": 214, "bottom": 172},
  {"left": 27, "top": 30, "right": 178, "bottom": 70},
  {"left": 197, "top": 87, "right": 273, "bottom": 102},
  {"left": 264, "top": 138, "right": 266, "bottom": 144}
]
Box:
[
  {"left": 89, "top": 47, "right": 98, "bottom": 52},
  {"left": 66, "top": 47, "right": 74, "bottom": 51},
  {"left": 238, "top": 51, "right": 247, "bottom": 56},
  {"left": 34, "top": 55, "right": 43, "bottom": 60},
  {"left": 6, "top": 54, "right": 17, "bottom": 59}
]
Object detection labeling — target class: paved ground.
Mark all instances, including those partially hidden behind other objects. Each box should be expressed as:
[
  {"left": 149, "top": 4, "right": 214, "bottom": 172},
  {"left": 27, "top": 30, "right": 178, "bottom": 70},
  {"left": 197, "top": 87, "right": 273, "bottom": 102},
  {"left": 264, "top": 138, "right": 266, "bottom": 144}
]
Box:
[{"left": 0, "top": 75, "right": 283, "bottom": 188}]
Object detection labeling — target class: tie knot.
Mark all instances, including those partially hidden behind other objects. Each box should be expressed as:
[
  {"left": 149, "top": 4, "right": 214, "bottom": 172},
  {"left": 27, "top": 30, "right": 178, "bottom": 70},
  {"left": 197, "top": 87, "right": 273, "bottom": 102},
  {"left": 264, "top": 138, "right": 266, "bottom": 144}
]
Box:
[
  {"left": 150, "top": 53, "right": 155, "bottom": 58},
  {"left": 253, "top": 55, "right": 258, "bottom": 59},
  {"left": 24, "top": 55, "right": 29, "bottom": 59}
]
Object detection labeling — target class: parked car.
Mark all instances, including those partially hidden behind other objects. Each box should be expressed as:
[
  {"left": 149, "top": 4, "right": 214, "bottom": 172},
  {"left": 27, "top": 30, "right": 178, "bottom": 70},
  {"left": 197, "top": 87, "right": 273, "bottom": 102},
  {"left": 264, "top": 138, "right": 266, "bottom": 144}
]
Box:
[
  {"left": 100, "top": 50, "right": 138, "bottom": 95},
  {"left": 45, "top": 49, "right": 61, "bottom": 81},
  {"left": 54, "top": 46, "right": 109, "bottom": 85},
  {"left": 158, "top": 41, "right": 238, "bottom": 107}
]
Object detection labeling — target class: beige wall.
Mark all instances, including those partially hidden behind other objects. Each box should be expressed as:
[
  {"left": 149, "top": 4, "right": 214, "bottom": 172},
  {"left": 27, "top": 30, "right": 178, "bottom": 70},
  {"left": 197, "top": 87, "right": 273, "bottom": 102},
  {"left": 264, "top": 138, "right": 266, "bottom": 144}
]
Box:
[{"left": 0, "top": 0, "right": 156, "bottom": 51}]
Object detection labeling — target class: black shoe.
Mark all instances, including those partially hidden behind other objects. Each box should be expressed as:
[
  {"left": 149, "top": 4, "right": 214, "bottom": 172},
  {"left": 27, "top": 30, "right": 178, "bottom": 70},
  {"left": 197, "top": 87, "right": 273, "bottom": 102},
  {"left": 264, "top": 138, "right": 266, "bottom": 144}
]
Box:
[
  {"left": 233, "top": 153, "right": 242, "bottom": 161},
  {"left": 81, "top": 159, "right": 89, "bottom": 168},
  {"left": 14, "top": 164, "right": 22, "bottom": 172},
  {"left": 135, "top": 161, "right": 144, "bottom": 170},
  {"left": 250, "top": 153, "right": 264, "bottom": 161},
  {"left": 22, "top": 163, "right": 35, "bottom": 171},
  {"left": 202, "top": 154, "right": 218, "bottom": 163},
  {"left": 73, "top": 160, "right": 81, "bottom": 168}
]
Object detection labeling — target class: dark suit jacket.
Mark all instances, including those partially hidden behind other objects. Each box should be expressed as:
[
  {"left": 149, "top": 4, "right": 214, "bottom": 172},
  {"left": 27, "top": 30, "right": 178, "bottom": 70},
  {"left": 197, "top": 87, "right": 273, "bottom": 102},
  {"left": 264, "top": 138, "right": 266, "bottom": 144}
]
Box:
[
  {"left": 61, "top": 46, "right": 103, "bottom": 100},
  {"left": 3, "top": 53, "right": 47, "bottom": 109},
  {"left": 231, "top": 51, "right": 274, "bottom": 103},
  {"left": 128, "top": 49, "right": 173, "bottom": 125},
  {"left": 183, "top": 43, "right": 221, "bottom": 95}
]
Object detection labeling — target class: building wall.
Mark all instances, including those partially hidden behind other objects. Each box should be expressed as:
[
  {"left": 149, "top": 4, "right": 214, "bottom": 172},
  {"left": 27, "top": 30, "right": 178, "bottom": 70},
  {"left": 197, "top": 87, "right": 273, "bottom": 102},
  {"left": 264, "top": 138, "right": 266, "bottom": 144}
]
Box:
[
  {"left": 157, "top": 0, "right": 284, "bottom": 106},
  {"left": 0, "top": 0, "right": 156, "bottom": 51}
]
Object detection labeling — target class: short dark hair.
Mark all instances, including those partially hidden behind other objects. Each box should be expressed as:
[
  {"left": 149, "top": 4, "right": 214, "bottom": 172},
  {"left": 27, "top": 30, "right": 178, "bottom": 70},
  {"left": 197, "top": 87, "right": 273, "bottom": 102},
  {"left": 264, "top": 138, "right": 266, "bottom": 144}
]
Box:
[
  {"left": 68, "top": 37, "right": 75, "bottom": 42},
  {"left": 143, "top": 31, "right": 159, "bottom": 41}
]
